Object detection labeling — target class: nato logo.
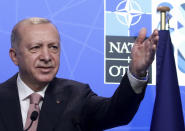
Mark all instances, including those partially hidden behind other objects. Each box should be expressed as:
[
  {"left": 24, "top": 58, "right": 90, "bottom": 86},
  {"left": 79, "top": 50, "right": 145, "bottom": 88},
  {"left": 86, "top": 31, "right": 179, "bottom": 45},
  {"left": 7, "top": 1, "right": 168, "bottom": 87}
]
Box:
[{"left": 104, "top": 0, "right": 152, "bottom": 84}]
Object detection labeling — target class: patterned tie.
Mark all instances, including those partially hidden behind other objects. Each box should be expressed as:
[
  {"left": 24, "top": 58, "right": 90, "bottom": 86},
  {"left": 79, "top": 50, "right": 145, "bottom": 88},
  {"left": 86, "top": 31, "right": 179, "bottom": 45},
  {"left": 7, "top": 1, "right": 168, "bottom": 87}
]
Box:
[{"left": 25, "top": 93, "right": 42, "bottom": 131}]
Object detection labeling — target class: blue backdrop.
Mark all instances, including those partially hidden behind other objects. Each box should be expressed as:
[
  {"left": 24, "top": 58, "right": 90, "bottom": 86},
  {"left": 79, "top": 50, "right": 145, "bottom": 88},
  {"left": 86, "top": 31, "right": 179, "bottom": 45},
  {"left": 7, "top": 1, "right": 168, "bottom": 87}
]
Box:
[{"left": 0, "top": 0, "right": 184, "bottom": 131}]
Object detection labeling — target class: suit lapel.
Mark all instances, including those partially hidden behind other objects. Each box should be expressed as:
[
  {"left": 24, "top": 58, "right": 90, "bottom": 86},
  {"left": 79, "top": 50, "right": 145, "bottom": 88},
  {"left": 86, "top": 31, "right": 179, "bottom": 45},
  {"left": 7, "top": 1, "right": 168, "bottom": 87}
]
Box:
[
  {"left": 0, "top": 75, "right": 68, "bottom": 131},
  {"left": 0, "top": 74, "right": 23, "bottom": 131},
  {"left": 37, "top": 78, "right": 66, "bottom": 131}
]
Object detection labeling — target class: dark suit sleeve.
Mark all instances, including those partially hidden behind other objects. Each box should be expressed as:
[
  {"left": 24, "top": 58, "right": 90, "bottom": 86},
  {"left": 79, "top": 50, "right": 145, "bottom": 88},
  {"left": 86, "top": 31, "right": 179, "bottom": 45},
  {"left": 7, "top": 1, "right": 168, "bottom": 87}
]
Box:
[{"left": 82, "top": 73, "right": 147, "bottom": 130}]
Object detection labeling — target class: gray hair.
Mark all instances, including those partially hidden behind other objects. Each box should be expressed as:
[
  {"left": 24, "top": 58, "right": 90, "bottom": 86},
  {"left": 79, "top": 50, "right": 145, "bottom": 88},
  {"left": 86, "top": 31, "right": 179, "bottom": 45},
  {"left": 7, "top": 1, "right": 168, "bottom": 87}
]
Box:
[{"left": 11, "top": 17, "right": 52, "bottom": 48}]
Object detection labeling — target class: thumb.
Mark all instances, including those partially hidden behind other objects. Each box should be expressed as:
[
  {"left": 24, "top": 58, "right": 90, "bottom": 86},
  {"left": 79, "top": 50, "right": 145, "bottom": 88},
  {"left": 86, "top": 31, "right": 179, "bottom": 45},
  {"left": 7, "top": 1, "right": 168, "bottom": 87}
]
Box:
[{"left": 135, "top": 28, "right": 147, "bottom": 44}]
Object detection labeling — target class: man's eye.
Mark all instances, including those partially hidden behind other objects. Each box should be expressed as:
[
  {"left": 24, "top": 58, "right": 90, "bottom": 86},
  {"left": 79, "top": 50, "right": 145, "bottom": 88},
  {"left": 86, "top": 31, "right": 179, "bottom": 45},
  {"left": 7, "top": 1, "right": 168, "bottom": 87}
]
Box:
[
  {"left": 50, "top": 46, "right": 59, "bottom": 52},
  {"left": 30, "top": 46, "right": 40, "bottom": 52},
  {"left": 51, "top": 46, "right": 58, "bottom": 49}
]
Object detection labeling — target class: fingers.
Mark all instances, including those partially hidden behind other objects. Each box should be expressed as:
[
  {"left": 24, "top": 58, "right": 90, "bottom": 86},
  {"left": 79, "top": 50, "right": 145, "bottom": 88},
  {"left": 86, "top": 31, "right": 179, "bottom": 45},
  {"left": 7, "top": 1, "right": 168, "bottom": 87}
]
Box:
[
  {"left": 144, "top": 30, "right": 159, "bottom": 61},
  {"left": 149, "top": 29, "right": 159, "bottom": 45},
  {"left": 135, "top": 28, "right": 147, "bottom": 44},
  {"left": 130, "top": 29, "right": 159, "bottom": 76},
  {"left": 146, "top": 29, "right": 158, "bottom": 52}
]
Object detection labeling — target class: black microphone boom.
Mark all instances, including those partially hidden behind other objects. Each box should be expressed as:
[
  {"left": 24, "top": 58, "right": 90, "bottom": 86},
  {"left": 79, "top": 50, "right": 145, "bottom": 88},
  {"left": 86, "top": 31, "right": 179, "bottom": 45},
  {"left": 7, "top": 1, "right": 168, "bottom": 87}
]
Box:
[{"left": 24, "top": 111, "right": 39, "bottom": 131}]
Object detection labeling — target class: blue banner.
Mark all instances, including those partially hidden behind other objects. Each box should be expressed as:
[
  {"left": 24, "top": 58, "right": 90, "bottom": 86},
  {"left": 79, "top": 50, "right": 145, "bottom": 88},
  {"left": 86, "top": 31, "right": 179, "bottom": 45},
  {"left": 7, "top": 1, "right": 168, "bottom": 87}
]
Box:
[{"left": 150, "top": 30, "right": 184, "bottom": 131}]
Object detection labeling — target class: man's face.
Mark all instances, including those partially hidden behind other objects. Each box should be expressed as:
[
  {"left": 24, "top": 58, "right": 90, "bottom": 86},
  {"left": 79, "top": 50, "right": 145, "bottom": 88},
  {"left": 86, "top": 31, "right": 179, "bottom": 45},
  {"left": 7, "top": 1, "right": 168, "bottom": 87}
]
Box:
[{"left": 11, "top": 23, "right": 60, "bottom": 87}]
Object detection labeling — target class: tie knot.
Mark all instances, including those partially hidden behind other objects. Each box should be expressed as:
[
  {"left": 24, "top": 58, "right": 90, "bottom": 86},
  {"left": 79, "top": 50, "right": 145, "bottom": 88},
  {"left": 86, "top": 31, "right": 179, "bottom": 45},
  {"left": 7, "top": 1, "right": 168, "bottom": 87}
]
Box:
[{"left": 30, "top": 93, "right": 42, "bottom": 105}]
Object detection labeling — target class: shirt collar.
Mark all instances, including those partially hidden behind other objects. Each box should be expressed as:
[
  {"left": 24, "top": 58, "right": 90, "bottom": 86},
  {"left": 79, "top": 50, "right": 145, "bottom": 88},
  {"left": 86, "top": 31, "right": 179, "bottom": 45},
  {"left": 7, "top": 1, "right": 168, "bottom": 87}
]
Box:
[{"left": 17, "top": 74, "right": 48, "bottom": 101}]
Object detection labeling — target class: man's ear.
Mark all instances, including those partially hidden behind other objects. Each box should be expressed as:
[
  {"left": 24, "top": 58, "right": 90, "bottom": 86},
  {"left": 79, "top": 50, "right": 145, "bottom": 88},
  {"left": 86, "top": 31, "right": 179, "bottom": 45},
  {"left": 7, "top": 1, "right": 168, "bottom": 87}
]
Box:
[{"left": 9, "top": 48, "right": 18, "bottom": 65}]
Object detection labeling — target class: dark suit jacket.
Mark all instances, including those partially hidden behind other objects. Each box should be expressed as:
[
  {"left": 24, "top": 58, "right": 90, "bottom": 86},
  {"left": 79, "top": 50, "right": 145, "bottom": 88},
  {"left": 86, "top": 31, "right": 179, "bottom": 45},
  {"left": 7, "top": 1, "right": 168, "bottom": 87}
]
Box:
[{"left": 0, "top": 74, "right": 146, "bottom": 131}]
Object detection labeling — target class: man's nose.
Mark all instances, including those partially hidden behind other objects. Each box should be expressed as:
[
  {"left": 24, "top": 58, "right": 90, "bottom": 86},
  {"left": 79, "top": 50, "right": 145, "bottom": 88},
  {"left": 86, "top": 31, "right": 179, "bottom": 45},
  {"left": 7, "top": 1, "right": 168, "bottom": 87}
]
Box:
[{"left": 40, "top": 47, "right": 51, "bottom": 62}]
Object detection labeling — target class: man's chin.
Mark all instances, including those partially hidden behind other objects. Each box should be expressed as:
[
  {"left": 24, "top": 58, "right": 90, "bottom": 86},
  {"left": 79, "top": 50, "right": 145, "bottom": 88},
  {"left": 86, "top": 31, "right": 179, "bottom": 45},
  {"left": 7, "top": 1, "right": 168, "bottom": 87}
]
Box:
[{"left": 36, "top": 75, "right": 55, "bottom": 84}]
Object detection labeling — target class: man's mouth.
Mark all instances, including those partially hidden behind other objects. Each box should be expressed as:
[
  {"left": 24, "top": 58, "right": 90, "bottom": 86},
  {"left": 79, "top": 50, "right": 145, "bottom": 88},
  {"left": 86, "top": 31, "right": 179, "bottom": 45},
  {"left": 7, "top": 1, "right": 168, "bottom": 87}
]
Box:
[{"left": 37, "top": 67, "right": 54, "bottom": 73}]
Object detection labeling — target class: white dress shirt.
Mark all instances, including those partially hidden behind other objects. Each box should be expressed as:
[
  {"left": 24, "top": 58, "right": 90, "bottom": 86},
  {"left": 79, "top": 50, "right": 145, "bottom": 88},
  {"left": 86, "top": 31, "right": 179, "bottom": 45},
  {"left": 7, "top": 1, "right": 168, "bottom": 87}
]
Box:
[{"left": 17, "top": 74, "right": 48, "bottom": 127}]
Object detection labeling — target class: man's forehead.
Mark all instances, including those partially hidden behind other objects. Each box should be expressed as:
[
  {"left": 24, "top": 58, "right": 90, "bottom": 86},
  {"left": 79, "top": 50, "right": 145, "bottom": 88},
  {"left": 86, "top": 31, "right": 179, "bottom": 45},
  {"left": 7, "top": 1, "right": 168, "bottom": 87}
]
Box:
[
  {"left": 17, "top": 23, "right": 59, "bottom": 38},
  {"left": 16, "top": 23, "right": 61, "bottom": 45}
]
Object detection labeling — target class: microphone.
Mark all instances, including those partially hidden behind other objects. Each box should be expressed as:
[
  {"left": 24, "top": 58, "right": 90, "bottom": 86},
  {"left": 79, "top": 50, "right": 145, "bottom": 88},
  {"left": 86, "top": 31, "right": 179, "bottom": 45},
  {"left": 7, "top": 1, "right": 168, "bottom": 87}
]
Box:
[
  {"left": 24, "top": 111, "right": 38, "bottom": 131},
  {"left": 30, "top": 111, "right": 38, "bottom": 121}
]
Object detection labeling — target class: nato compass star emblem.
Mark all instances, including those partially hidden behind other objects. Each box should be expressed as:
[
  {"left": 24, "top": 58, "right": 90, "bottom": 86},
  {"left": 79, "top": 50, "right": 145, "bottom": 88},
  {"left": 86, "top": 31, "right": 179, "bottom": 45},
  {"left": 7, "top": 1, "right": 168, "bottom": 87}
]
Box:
[{"left": 115, "top": 0, "right": 144, "bottom": 28}]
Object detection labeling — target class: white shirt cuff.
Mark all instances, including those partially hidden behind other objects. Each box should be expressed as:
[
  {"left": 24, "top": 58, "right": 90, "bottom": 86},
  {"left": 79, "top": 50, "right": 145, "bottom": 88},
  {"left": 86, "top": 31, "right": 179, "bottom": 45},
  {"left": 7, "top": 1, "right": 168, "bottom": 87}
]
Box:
[{"left": 127, "top": 69, "right": 148, "bottom": 94}]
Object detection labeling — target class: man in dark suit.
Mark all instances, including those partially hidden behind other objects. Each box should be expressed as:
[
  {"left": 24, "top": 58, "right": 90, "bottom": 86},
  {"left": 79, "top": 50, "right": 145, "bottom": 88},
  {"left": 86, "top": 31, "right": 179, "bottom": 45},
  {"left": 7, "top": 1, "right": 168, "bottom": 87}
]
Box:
[{"left": 0, "top": 17, "right": 158, "bottom": 131}]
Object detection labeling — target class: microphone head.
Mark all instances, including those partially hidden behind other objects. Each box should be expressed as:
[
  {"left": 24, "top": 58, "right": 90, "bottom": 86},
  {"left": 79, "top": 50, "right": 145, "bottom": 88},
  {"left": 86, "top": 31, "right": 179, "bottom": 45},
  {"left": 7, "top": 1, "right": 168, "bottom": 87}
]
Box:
[{"left": 30, "top": 111, "right": 38, "bottom": 121}]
